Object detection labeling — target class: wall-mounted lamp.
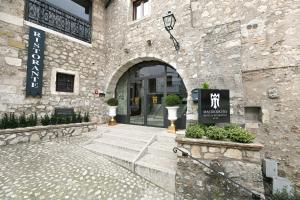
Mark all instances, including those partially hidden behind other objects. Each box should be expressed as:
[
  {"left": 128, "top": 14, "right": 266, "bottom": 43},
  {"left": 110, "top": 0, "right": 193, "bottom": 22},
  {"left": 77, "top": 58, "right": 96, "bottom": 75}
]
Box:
[{"left": 163, "top": 11, "right": 180, "bottom": 51}]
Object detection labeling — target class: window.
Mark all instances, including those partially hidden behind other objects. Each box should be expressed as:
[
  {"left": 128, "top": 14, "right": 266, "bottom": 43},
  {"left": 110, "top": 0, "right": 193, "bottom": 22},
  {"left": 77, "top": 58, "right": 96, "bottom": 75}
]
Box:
[
  {"left": 149, "top": 78, "right": 156, "bottom": 93},
  {"left": 133, "top": 0, "right": 150, "bottom": 20},
  {"left": 167, "top": 76, "right": 173, "bottom": 87},
  {"left": 245, "top": 107, "right": 262, "bottom": 123},
  {"left": 25, "top": 0, "right": 92, "bottom": 42},
  {"left": 56, "top": 73, "right": 75, "bottom": 93},
  {"left": 46, "top": 0, "right": 91, "bottom": 21}
]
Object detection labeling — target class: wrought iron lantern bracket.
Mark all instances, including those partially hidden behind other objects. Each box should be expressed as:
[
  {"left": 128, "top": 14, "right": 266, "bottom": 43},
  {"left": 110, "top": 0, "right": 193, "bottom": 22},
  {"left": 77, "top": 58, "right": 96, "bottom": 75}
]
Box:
[{"left": 163, "top": 11, "right": 180, "bottom": 51}]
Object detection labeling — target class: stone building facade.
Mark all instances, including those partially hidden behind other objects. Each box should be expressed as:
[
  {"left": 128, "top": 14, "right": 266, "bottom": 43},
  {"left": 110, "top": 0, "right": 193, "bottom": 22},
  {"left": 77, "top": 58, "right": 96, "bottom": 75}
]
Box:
[{"left": 0, "top": 0, "right": 299, "bottom": 188}]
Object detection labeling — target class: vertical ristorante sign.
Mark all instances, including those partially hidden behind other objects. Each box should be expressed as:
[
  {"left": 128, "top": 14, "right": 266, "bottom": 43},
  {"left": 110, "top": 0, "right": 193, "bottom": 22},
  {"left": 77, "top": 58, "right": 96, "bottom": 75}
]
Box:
[{"left": 26, "top": 27, "right": 45, "bottom": 97}]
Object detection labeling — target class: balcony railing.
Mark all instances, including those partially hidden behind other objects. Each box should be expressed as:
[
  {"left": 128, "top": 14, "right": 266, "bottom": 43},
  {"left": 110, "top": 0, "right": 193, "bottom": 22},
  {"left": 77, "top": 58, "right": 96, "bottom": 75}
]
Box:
[{"left": 25, "top": 0, "right": 91, "bottom": 43}]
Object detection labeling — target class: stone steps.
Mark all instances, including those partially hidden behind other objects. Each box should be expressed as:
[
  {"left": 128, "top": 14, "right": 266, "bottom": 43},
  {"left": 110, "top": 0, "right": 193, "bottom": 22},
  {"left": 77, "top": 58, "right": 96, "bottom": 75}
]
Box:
[
  {"left": 83, "top": 142, "right": 137, "bottom": 170},
  {"left": 82, "top": 124, "right": 177, "bottom": 194}
]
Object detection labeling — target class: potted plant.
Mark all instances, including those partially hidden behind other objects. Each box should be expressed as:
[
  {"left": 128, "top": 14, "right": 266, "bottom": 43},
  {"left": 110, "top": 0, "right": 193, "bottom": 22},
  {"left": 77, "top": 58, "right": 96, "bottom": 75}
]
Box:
[
  {"left": 165, "top": 94, "right": 182, "bottom": 133},
  {"left": 106, "top": 98, "right": 118, "bottom": 126}
]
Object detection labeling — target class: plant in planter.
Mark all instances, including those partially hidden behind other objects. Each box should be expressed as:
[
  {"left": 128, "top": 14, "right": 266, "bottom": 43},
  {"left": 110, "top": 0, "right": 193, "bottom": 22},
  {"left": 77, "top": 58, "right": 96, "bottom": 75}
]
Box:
[
  {"left": 106, "top": 98, "right": 118, "bottom": 126},
  {"left": 165, "top": 94, "right": 182, "bottom": 133},
  {"left": 201, "top": 82, "right": 210, "bottom": 89}
]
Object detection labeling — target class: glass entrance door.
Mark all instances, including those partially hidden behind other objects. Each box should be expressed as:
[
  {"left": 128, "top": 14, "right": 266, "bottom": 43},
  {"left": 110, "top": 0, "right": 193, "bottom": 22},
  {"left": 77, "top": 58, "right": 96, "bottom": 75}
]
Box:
[
  {"left": 129, "top": 77, "right": 165, "bottom": 127},
  {"left": 115, "top": 61, "right": 187, "bottom": 128},
  {"left": 129, "top": 80, "right": 144, "bottom": 125},
  {"left": 146, "top": 77, "right": 165, "bottom": 127}
]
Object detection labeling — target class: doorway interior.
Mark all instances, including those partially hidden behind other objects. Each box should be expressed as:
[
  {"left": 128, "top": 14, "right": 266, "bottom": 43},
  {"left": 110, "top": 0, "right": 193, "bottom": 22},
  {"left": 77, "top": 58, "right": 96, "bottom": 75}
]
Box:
[{"left": 115, "top": 61, "right": 187, "bottom": 128}]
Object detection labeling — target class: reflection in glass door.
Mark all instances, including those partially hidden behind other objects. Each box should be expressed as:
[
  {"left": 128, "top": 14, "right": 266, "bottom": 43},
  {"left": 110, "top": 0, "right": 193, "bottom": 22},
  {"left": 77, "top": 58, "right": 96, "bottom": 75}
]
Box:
[
  {"left": 129, "top": 80, "right": 144, "bottom": 125},
  {"left": 115, "top": 61, "right": 187, "bottom": 128},
  {"left": 146, "top": 77, "right": 165, "bottom": 127}
]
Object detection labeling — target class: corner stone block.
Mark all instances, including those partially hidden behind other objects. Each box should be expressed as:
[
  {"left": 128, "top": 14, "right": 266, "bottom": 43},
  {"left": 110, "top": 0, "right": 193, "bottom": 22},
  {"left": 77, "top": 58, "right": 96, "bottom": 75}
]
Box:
[
  {"left": 30, "top": 134, "right": 40, "bottom": 142},
  {"left": 191, "top": 145, "right": 201, "bottom": 158},
  {"left": 209, "top": 147, "right": 221, "bottom": 153},
  {"left": 0, "top": 140, "right": 6, "bottom": 146},
  {"left": 4, "top": 57, "right": 22, "bottom": 66},
  {"left": 8, "top": 39, "right": 25, "bottom": 49},
  {"left": 224, "top": 149, "right": 242, "bottom": 160},
  {"left": 245, "top": 150, "right": 261, "bottom": 161}
]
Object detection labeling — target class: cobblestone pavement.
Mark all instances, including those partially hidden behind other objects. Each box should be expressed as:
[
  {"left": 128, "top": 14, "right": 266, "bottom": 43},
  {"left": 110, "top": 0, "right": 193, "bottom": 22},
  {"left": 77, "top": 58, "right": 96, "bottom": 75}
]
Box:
[{"left": 0, "top": 132, "right": 173, "bottom": 200}]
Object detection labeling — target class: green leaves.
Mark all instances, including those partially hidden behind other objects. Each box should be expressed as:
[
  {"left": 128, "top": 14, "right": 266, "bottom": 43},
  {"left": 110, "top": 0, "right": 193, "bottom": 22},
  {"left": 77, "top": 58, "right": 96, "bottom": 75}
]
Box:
[
  {"left": 0, "top": 111, "right": 91, "bottom": 129},
  {"left": 186, "top": 124, "right": 205, "bottom": 139},
  {"left": 185, "top": 123, "right": 256, "bottom": 143},
  {"left": 0, "top": 113, "right": 37, "bottom": 129},
  {"left": 107, "top": 98, "right": 119, "bottom": 106},
  {"left": 165, "top": 94, "right": 182, "bottom": 106}
]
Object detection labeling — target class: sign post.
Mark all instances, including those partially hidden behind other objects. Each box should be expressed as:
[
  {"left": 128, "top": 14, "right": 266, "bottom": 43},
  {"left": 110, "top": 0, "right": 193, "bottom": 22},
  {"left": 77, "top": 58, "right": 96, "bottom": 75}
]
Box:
[
  {"left": 198, "top": 89, "right": 230, "bottom": 124},
  {"left": 26, "top": 27, "right": 45, "bottom": 97}
]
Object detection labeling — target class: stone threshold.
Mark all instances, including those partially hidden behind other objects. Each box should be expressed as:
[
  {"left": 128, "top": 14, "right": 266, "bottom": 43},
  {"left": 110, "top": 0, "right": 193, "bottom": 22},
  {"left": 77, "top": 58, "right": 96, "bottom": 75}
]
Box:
[
  {"left": 0, "top": 122, "right": 97, "bottom": 135},
  {"left": 176, "top": 135, "right": 264, "bottom": 151}
]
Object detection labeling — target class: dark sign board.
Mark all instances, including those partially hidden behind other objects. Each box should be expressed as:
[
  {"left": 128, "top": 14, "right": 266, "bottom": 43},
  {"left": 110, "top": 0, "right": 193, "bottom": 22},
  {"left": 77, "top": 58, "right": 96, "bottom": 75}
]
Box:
[
  {"left": 198, "top": 89, "right": 230, "bottom": 124},
  {"left": 26, "top": 27, "right": 45, "bottom": 97},
  {"left": 55, "top": 108, "right": 74, "bottom": 116}
]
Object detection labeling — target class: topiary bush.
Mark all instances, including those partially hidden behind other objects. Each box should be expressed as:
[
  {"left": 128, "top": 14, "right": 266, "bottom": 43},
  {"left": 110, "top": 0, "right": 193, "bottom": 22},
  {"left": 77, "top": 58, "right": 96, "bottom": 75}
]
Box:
[
  {"left": 205, "top": 126, "right": 227, "bottom": 140},
  {"left": 107, "top": 98, "right": 118, "bottom": 106},
  {"left": 227, "top": 127, "right": 255, "bottom": 143},
  {"left": 186, "top": 124, "right": 205, "bottom": 139},
  {"left": 201, "top": 82, "right": 210, "bottom": 89},
  {"left": 165, "top": 94, "right": 181, "bottom": 106}
]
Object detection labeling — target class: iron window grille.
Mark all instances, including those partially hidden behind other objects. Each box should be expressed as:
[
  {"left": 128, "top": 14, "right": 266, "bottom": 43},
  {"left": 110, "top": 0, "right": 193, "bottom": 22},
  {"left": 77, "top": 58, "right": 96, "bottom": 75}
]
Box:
[
  {"left": 25, "top": 0, "right": 92, "bottom": 43},
  {"left": 56, "top": 73, "right": 75, "bottom": 93}
]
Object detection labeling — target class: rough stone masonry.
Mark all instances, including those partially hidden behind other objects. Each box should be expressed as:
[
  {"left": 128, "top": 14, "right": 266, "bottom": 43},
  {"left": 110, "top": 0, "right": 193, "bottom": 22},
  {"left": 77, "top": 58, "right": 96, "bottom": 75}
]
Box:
[{"left": 0, "top": 0, "right": 299, "bottom": 189}]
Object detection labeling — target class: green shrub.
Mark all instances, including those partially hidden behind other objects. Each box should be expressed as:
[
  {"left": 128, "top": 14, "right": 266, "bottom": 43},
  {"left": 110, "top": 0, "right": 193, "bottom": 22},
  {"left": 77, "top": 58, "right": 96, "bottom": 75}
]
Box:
[
  {"left": 83, "top": 112, "right": 90, "bottom": 122},
  {"left": 18, "top": 112, "right": 27, "bottom": 127},
  {"left": 71, "top": 112, "right": 77, "bottom": 123},
  {"left": 201, "top": 82, "right": 210, "bottom": 89},
  {"left": 1, "top": 113, "right": 9, "bottom": 129},
  {"left": 224, "top": 123, "right": 240, "bottom": 131},
  {"left": 186, "top": 124, "right": 205, "bottom": 138},
  {"left": 227, "top": 127, "right": 255, "bottom": 143},
  {"left": 271, "top": 189, "right": 300, "bottom": 200},
  {"left": 205, "top": 126, "right": 227, "bottom": 140},
  {"left": 27, "top": 113, "right": 37, "bottom": 127},
  {"left": 107, "top": 98, "right": 118, "bottom": 106},
  {"left": 50, "top": 114, "right": 57, "bottom": 125},
  {"left": 165, "top": 94, "right": 181, "bottom": 106},
  {"left": 65, "top": 115, "right": 71, "bottom": 124},
  {"left": 41, "top": 114, "right": 51, "bottom": 126},
  {"left": 76, "top": 112, "right": 83, "bottom": 123},
  {"left": 8, "top": 113, "right": 18, "bottom": 128}
]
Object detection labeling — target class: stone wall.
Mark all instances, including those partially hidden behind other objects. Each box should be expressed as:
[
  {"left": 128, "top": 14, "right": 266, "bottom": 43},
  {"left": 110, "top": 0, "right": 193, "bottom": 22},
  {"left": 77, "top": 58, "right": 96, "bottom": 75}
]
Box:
[
  {"left": 175, "top": 135, "right": 264, "bottom": 199},
  {"left": 104, "top": 0, "right": 300, "bottom": 187},
  {"left": 104, "top": 0, "right": 245, "bottom": 124},
  {"left": 0, "top": 0, "right": 107, "bottom": 122},
  {"left": 0, "top": 122, "right": 97, "bottom": 146},
  {"left": 243, "top": 66, "right": 300, "bottom": 188}
]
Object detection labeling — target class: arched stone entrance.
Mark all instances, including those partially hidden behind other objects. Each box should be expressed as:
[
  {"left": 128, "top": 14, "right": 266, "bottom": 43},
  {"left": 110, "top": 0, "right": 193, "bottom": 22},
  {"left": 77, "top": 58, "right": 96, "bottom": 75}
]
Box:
[{"left": 108, "top": 60, "right": 187, "bottom": 128}]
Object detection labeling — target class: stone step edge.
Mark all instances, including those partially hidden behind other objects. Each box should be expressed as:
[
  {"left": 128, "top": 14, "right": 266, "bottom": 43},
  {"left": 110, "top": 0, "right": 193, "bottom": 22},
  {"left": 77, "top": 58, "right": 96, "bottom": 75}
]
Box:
[
  {"left": 83, "top": 144, "right": 136, "bottom": 163},
  {"left": 135, "top": 160, "right": 176, "bottom": 176},
  {"left": 91, "top": 139, "right": 142, "bottom": 153},
  {"left": 103, "top": 132, "right": 150, "bottom": 143},
  {"left": 132, "top": 134, "right": 157, "bottom": 171}
]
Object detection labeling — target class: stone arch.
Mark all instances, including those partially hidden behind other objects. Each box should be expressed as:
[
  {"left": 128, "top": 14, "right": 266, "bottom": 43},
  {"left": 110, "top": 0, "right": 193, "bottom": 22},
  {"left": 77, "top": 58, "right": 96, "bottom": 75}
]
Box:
[{"left": 104, "top": 55, "right": 186, "bottom": 98}]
